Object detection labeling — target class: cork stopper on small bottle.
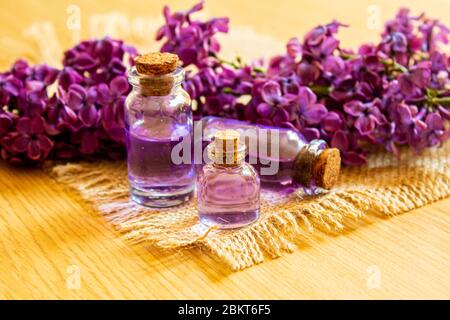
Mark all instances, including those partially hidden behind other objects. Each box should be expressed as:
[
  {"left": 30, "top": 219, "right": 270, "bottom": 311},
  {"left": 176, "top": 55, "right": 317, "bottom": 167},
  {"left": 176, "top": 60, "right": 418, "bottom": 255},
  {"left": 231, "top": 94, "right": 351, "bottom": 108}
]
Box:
[
  {"left": 294, "top": 145, "right": 341, "bottom": 189},
  {"left": 134, "top": 52, "right": 180, "bottom": 96},
  {"left": 211, "top": 129, "right": 245, "bottom": 166}
]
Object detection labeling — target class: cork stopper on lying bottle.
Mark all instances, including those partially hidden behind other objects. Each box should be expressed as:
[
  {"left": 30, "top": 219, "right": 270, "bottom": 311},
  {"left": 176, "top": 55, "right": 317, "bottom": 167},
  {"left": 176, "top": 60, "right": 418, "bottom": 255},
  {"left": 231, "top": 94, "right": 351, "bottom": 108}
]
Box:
[
  {"left": 134, "top": 52, "right": 181, "bottom": 96},
  {"left": 209, "top": 129, "right": 246, "bottom": 166},
  {"left": 293, "top": 142, "right": 341, "bottom": 189}
]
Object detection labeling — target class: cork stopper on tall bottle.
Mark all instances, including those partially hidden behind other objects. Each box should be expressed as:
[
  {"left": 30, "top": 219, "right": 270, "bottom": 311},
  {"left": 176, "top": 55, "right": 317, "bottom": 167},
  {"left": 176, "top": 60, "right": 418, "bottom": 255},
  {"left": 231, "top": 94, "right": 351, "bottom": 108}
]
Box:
[{"left": 134, "top": 52, "right": 180, "bottom": 96}]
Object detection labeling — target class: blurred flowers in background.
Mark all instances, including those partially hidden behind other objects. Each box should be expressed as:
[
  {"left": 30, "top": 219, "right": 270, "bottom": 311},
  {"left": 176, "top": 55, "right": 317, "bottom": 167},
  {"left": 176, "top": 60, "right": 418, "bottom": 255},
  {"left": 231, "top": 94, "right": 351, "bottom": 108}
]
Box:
[{"left": 0, "top": 1, "right": 449, "bottom": 165}]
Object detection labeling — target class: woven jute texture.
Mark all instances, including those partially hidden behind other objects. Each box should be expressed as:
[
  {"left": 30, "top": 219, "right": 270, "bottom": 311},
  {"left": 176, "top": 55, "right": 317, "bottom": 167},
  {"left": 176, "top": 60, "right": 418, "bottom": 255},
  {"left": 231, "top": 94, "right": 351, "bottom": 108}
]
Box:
[{"left": 49, "top": 144, "right": 450, "bottom": 270}]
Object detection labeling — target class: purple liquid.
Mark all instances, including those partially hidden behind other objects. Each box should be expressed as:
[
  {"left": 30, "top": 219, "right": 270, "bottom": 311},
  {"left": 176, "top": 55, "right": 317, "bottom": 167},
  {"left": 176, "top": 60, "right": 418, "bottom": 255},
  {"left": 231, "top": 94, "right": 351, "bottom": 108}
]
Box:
[
  {"left": 197, "top": 163, "right": 260, "bottom": 229},
  {"left": 251, "top": 158, "right": 295, "bottom": 185},
  {"left": 127, "top": 120, "right": 194, "bottom": 207}
]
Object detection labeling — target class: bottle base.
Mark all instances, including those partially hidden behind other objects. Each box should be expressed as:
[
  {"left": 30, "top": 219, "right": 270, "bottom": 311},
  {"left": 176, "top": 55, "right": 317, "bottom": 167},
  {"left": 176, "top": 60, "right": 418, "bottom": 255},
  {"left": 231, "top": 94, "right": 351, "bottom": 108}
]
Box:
[
  {"left": 199, "top": 210, "right": 259, "bottom": 229},
  {"left": 130, "top": 185, "right": 194, "bottom": 208}
]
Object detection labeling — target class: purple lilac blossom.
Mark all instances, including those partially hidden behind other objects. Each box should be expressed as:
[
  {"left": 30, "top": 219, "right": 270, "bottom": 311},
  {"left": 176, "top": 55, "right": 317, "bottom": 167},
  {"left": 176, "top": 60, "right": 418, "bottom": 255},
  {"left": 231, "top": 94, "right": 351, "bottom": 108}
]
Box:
[
  {"left": 0, "top": 2, "right": 449, "bottom": 166},
  {"left": 0, "top": 38, "right": 136, "bottom": 164}
]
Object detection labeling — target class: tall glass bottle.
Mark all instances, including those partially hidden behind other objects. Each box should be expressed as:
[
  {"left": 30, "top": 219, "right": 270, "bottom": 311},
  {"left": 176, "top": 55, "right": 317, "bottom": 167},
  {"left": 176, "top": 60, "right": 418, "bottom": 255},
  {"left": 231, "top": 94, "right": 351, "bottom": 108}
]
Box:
[
  {"left": 198, "top": 116, "right": 341, "bottom": 190},
  {"left": 125, "top": 53, "right": 194, "bottom": 207}
]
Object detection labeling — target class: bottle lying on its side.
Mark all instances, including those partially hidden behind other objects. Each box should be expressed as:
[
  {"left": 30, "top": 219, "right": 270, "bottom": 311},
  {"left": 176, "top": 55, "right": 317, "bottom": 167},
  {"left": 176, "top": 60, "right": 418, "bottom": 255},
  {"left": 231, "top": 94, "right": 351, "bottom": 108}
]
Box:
[{"left": 197, "top": 116, "right": 341, "bottom": 190}]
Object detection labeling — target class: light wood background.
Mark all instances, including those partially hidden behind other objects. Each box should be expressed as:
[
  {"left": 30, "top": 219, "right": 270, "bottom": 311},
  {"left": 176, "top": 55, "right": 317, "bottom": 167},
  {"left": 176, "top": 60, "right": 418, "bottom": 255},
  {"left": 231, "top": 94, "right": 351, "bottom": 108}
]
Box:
[{"left": 0, "top": 0, "right": 449, "bottom": 299}]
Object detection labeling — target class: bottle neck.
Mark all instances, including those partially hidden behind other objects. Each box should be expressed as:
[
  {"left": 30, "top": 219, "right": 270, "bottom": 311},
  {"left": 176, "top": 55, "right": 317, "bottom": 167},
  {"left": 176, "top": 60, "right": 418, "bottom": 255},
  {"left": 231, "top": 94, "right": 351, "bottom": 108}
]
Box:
[
  {"left": 293, "top": 139, "right": 327, "bottom": 187},
  {"left": 207, "top": 142, "right": 246, "bottom": 167},
  {"left": 131, "top": 82, "right": 183, "bottom": 96}
]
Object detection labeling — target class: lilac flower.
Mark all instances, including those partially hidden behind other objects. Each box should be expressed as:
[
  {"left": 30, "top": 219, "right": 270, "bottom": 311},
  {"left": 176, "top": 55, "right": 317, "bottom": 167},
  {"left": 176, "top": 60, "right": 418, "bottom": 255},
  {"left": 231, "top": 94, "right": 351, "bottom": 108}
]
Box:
[
  {"left": 322, "top": 55, "right": 346, "bottom": 78},
  {"left": 297, "top": 61, "right": 321, "bottom": 85},
  {"left": 31, "top": 64, "right": 59, "bottom": 86},
  {"left": 321, "top": 111, "right": 343, "bottom": 134},
  {"left": 204, "top": 94, "right": 236, "bottom": 116},
  {"left": 185, "top": 67, "right": 218, "bottom": 100},
  {"left": 156, "top": 1, "right": 229, "bottom": 67},
  {"left": 45, "top": 93, "right": 78, "bottom": 134},
  {"left": 343, "top": 99, "right": 386, "bottom": 136},
  {"left": 71, "top": 127, "right": 100, "bottom": 155},
  {"left": 58, "top": 67, "right": 83, "bottom": 90},
  {"left": 303, "top": 20, "right": 344, "bottom": 59},
  {"left": 425, "top": 112, "right": 446, "bottom": 146},
  {"left": 277, "top": 72, "right": 301, "bottom": 95},
  {"left": 374, "top": 122, "right": 400, "bottom": 157},
  {"left": 6, "top": 116, "right": 53, "bottom": 161},
  {"left": 66, "top": 84, "right": 98, "bottom": 127},
  {"left": 295, "top": 87, "right": 328, "bottom": 125},
  {"left": 437, "top": 105, "right": 450, "bottom": 121},
  {"left": 11, "top": 59, "right": 32, "bottom": 80},
  {"left": 398, "top": 61, "right": 431, "bottom": 97},
  {"left": 349, "top": 49, "right": 384, "bottom": 89},
  {"left": 16, "top": 80, "right": 48, "bottom": 116},
  {"left": 63, "top": 38, "right": 135, "bottom": 85},
  {"left": 380, "top": 31, "right": 408, "bottom": 56},
  {"left": 65, "top": 51, "right": 96, "bottom": 72},
  {"left": 330, "top": 78, "right": 373, "bottom": 102},
  {"left": 331, "top": 130, "right": 367, "bottom": 165},
  {"left": 98, "top": 76, "right": 129, "bottom": 143},
  {"left": 396, "top": 103, "right": 428, "bottom": 147},
  {"left": 419, "top": 17, "right": 450, "bottom": 52},
  {"left": 218, "top": 66, "right": 254, "bottom": 95},
  {"left": 255, "top": 81, "right": 295, "bottom": 119},
  {"left": 380, "top": 8, "right": 421, "bottom": 65},
  {"left": 287, "top": 38, "right": 302, "bottom": 59},
  {"left": 0, "top": 113, "right": 14, "bottom": 138},
  {"left": 0, "top": 73, "right": 22, "bottom": 105}
]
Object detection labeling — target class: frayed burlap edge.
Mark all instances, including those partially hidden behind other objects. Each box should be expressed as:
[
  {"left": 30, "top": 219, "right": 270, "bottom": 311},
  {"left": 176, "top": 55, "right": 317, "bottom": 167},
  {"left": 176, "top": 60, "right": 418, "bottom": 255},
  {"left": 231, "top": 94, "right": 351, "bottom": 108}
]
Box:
[{"left": 48, "top": 145, "right": 450, "bottom": 270}]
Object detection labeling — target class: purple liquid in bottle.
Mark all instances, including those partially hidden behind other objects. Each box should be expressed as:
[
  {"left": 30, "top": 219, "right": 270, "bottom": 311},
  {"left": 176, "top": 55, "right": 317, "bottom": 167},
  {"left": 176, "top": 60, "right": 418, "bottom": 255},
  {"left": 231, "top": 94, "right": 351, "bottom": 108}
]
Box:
[
  {"left": 126, "top": 120, "right": 194, "bottom": 207},
  {"left": 197, "top": 162, "right": 260, "bottom": 229},
  {"left": 126, "top": 65, "right": 194, "bottom": 207}
]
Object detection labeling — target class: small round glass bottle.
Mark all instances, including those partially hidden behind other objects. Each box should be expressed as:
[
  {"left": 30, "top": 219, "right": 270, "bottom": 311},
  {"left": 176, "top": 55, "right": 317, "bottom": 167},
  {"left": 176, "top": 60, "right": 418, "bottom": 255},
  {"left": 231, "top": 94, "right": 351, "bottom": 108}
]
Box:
[
  {"left": 197, "top": 130, "right": 260, "bottom": 229},
  {"left": 125, "top": 53, "right": 194, "bottom": 207}
]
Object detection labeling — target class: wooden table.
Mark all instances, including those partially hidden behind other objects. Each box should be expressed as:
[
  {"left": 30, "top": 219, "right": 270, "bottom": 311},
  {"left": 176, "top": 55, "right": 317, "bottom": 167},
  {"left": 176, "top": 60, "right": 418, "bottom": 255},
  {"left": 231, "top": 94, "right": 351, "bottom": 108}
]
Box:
[{"left": 1, "top": 0, "right": 449, "bottom": 299}]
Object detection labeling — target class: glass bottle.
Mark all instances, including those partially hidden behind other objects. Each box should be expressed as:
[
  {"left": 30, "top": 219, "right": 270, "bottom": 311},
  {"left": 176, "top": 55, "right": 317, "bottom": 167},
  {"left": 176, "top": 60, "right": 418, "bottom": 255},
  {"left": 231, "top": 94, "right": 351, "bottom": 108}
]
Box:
[
  {"left": 197, "top": 129, "right": 260, "bottom": 229},
  {"left": 197, "top": 116, "right": 341, "bottom": 190},
  {"left": 125, "top": 53, "right": 194, "bottom": 207}
]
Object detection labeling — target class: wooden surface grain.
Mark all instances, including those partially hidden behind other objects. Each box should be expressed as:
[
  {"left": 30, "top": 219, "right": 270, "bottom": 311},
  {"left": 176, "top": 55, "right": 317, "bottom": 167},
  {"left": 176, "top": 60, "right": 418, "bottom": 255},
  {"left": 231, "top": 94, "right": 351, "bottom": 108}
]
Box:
[{"left": 0, "top": 0, "right": 450, "bottom": 299}]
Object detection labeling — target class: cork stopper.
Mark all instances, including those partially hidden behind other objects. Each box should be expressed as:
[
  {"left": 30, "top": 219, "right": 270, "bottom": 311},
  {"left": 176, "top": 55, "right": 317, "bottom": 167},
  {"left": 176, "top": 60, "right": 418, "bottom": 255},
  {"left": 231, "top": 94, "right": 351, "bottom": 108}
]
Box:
[
  {"left": 294, "top": 145, "right": 341, "bottom": 189},
  {"left": 312, "top": 148, "right": 341, "bottom": 189},
  {"left": 135, "top": 52, "right": 179, "bottom": 75},
  {"left": 211, "top": 130, "right": 245, "bottom": 166},
  {"left": 133, "top": 52, "right": 181, "bottom": 96}
]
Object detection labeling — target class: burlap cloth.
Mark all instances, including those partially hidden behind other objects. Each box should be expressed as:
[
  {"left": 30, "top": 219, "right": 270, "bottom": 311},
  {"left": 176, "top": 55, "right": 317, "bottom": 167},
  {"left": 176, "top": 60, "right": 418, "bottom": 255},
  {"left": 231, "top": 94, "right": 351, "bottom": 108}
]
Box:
[{"left": 47, "top": 143, "right": 450, "bottom": 270}]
